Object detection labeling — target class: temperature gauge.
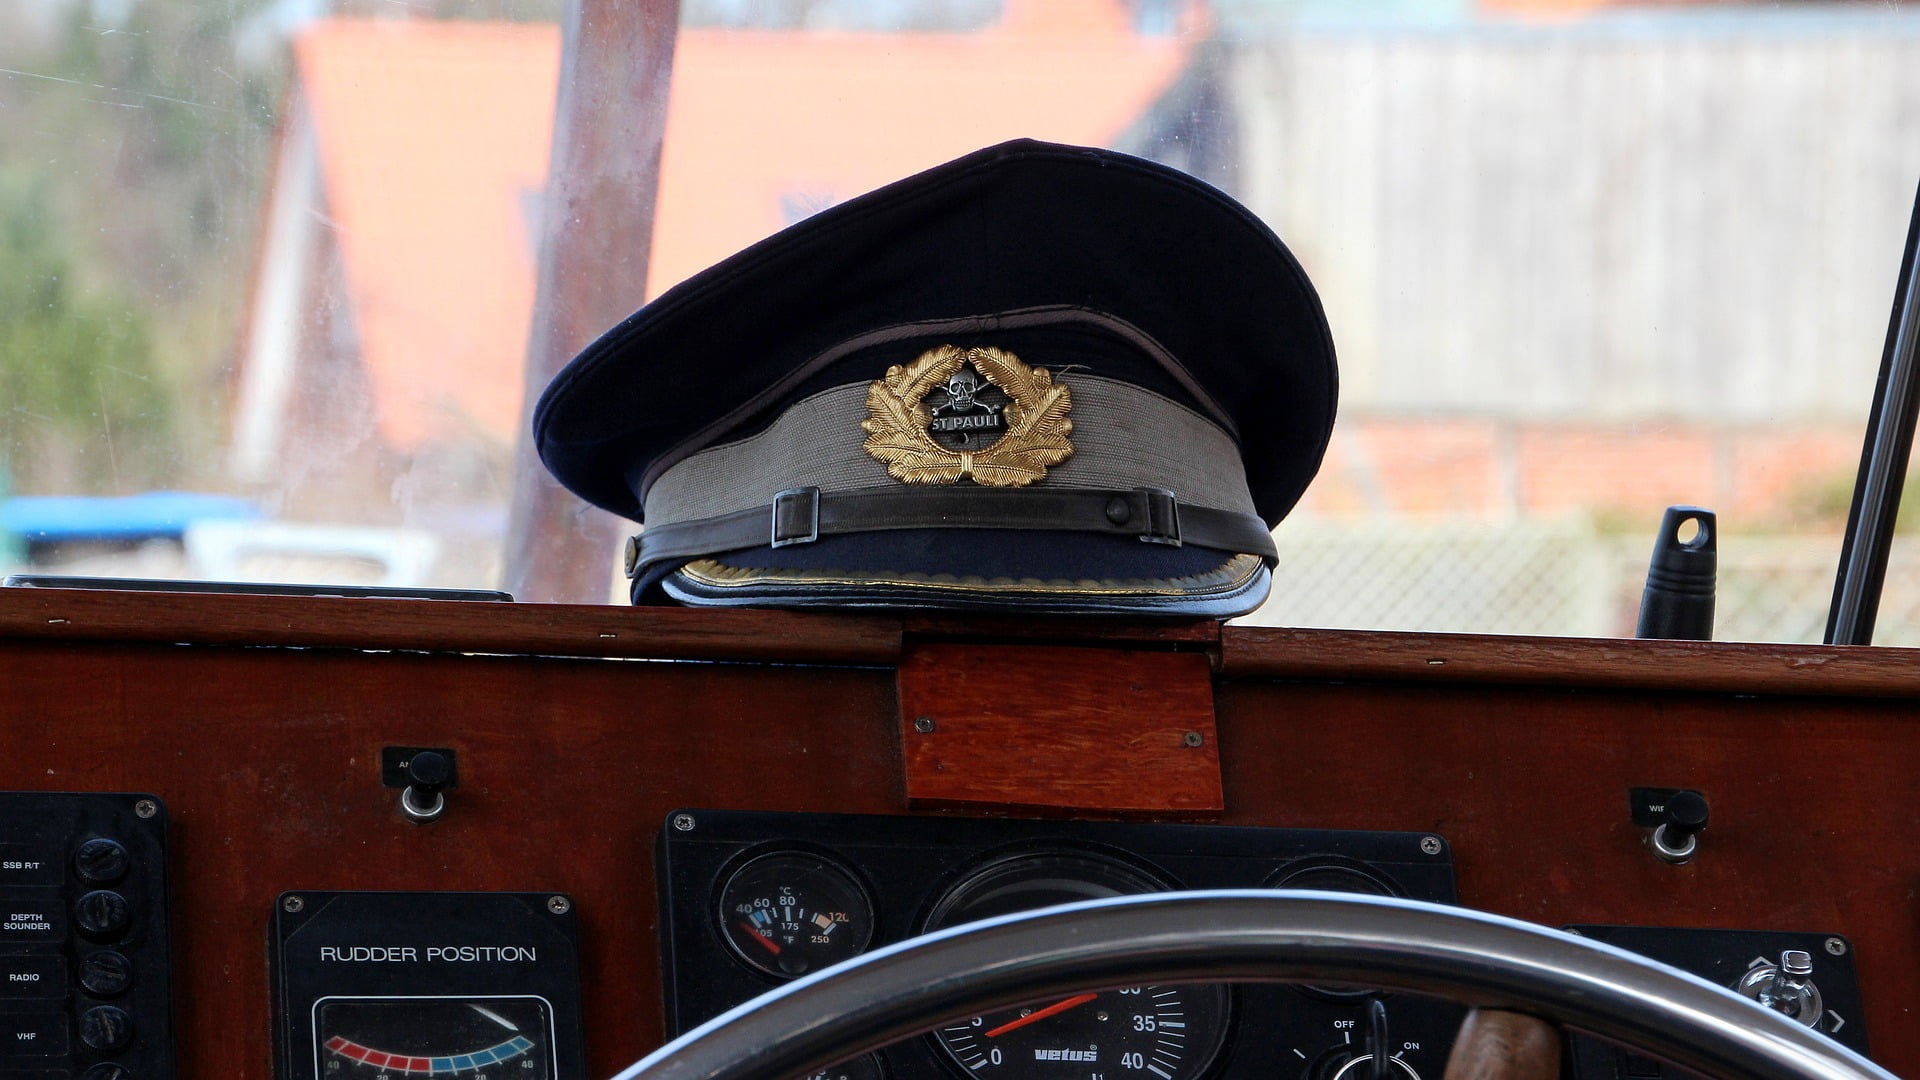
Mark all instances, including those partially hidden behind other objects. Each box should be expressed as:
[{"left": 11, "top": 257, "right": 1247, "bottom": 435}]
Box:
[
  {"left": 316, "top": 996, "right": 554, "bottom": 1078},
  {"left": 717, "top": 851, "right": 875, "bottom": 978}
]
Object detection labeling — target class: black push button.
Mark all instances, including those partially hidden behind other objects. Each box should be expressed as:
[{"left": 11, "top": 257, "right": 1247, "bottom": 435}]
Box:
[
  {"left": 77, "top": 1006, "right": 131, "bottom": 1054},
  {"left": 0, "top": 905, "right": 65, "bottom": 944},
  {"left": 77, "top": 952, "right": 131, "bottom": 998},
  {"left": 72, "top": 840, "right": 129, "bottom": 887},
  {"left": 0, "top": 956, "right": 64, "bottom": 1000},
  {"left": 0, "top": 1011, "right": 70, "bottom": 1059},
  {"left": 83, "top": 1064, "right": 132, "bottom": 1079},
  {"left": 73, "top": 893, "right": 128, "bottom": 942}
]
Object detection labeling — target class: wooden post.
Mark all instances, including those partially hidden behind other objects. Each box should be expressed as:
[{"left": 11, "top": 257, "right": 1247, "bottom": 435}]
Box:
[{"left": 503, "top": 0, "right": 681, "bottom": 603}]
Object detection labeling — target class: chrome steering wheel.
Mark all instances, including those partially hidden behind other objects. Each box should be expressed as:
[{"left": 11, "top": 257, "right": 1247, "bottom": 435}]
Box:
[{"left": 614, "top": 891, "right": 1896, "bottom": 1080}]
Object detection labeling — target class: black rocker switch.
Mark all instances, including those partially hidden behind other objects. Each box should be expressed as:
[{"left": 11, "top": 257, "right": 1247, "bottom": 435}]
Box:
[
  {"left": 1651, "top": 790, "right": 1709, "bottom": 864},
  {"left": 382, "top": 747, "right": 458, "bottom": 823}
]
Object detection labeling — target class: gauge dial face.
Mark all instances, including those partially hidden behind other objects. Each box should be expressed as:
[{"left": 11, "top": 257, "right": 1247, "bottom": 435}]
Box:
[
  {"left": 717, "top": 851, "right": 875, "bottom": 978},
  {"left": 315, "top": 996, "right": 553, "bottom": 1078},
  {"left": 935, "top": 983, "right": 1227, "bottom": 1080},
  {"left": 923, "top": 852, "right": 1230, "bottom": 1080},
  {"left": 1266, "top": 860, "right": 1400, "bottom": 1002}
]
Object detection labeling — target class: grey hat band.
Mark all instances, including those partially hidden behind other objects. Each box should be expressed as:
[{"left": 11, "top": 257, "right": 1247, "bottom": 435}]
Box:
[{"left": 643, "top": 374, "right": 1259, "bottom": 527}]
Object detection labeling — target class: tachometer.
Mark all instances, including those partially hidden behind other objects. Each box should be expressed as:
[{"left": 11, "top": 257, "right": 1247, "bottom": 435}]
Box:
[{"left": 922, "top": 851, "right": 1230, "bottom": 1080}]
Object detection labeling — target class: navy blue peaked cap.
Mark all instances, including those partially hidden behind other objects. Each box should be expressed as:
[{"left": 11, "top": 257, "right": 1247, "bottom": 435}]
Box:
[{"left": 534, "top": 139, "right": 1337, "bottom": 614}]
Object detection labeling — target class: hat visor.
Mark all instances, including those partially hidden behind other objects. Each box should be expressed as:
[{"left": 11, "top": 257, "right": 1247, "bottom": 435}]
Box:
[{"left": 641, "top": 529, "right": 1272, "bottom": 617}]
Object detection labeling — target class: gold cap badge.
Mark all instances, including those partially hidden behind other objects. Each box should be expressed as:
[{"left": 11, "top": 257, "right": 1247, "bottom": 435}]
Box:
[{"left": 861, "top": 345, "right": 1074, "bottom": 485}]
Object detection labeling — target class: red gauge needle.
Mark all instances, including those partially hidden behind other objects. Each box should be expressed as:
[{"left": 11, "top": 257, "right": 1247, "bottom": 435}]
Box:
[
  {"left": 738, "top": 922, "right": 782, "bottom": 955},
  {"left": 983, "top": 993, "right": 1099, "bottom": 1038}
]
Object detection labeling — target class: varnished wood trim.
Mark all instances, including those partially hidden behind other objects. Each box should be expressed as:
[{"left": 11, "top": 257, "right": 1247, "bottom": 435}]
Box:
[
  {"left": 898, "top": 643, "right": 1223, "bottom": 813},
  {"left": 1221, "top": 625, "right": 1920, "bottom": 698},
  {"left": 0, "top": 588, "right": 902, "bottom": 664}
]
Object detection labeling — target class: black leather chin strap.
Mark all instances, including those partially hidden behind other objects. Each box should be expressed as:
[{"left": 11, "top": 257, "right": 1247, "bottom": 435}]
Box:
[{"left": 626, "top": 486, "right": 1277, "bottom": 581}]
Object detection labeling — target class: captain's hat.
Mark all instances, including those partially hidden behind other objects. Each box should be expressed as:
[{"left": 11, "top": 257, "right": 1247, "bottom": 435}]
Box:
[{"left": 534, "top": 139, "right": 1336, "bottom": 616}]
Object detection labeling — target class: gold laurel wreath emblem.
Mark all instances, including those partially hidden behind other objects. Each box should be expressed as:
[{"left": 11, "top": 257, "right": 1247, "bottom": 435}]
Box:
[{"left": 861, "top": 345, "right": 1074, "bottom": 486}]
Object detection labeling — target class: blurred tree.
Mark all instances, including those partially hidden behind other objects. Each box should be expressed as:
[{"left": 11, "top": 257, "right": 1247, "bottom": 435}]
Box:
[
  {"left": 0, "top": 171, "right": 171, "bottom": 492},
  {"left": 0, "top": 0, "right": 284, "bottom": 494}
]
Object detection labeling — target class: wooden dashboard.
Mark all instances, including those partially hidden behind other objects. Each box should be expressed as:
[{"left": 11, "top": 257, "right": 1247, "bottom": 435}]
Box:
[{"left": 0, "top": 588, "right": 1915, "bottom": 1077}]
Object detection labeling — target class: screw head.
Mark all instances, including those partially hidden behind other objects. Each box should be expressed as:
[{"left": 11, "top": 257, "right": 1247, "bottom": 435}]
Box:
[
  {"left": 1182, "top": 731, "right": 1204, "bottom": 748},
  {"left": 547, "top": 895, "right": 571, "bottom": 915},
  {"left": 1420, "top": 836, "right": 1444, "bottom": 856},
  {"left": 133, "top": 799, "right": 158, "bottom": 820},
  {"left": 914, "top": 716, "right": 936, "bottom": 733},
  {"left": 1825, "top": 937, "right": 1847, "bottom": 956},
  {"left": 672, "top": 813, "right": 696, "bottom": 832},
  {"left": 282, "top": 895, "right": 305, "bottom": 913}
]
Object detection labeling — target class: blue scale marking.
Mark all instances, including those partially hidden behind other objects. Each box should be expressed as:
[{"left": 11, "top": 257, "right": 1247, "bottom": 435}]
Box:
[{"left": 428, "top": 1037, "right": 535, "bottom": 1074}]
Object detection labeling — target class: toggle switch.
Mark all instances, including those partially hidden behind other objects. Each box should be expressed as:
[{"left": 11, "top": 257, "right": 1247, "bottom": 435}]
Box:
[
  {"left": 1649, "top": 790, "right": 1708, "bottom": 864},
  {"left": 1736, "top": 950, "right": 1824, "bottom": 1028},
  {"left": 381, "top": 746, "right": 458, "bottom": 823}
]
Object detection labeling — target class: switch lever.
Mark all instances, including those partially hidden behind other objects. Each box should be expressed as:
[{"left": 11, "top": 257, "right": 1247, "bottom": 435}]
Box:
[{"left": 1737, "top": 950, "right": 1824, "bottom": 1028}]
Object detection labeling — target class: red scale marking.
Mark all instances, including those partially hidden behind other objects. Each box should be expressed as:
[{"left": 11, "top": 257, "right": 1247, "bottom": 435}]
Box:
[
  {"left": 367, "top": 1051, "right": 392, "bottom": 1067},
  {"left": 326, "top": 1037, "right": 350, "bottom": 1052},
  {"left": 402, "top": 1056, "right": 431, "bottom": 1072}
]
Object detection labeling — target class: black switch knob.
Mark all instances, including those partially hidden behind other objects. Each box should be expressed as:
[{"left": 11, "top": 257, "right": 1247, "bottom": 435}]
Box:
[
  {"left": 83, "top": 1064, "right": 134, "bottom": 1080},
  {"left": 80, "top": 950, "right": 134, "bottom": 997},
  {"left": 1652, "top": 790, "right": 1709, "bottom": 863},
  {"left": 400, "top": 750, "right": 453, "bottom": 822},
  {"left": 75, "top": 890, "right": 131, "bottom": 940},
  {"left": 74, "top": 838, "right": 129, "bottom": 885},
  {"left": 80, "top": 1004, "right": 134, "bottom": 1053},
  {"left": 407, "top": 751, "right": 451, "bottom": 792}
]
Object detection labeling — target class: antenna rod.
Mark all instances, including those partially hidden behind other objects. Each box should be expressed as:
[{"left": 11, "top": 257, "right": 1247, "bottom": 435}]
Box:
[{"left": 1827, "top": 177, "right": 1920, "bottom": 646}]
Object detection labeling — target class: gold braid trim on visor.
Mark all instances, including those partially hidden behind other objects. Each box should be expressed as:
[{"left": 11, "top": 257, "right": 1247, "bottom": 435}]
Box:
[{"left": 673, "top": 553, "right": 1268, "bottom": 598}]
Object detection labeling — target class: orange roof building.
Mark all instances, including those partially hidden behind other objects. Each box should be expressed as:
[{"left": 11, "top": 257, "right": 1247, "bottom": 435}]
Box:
[{"left": 229, "top": 4, "right": 1197, "bottom": 496}]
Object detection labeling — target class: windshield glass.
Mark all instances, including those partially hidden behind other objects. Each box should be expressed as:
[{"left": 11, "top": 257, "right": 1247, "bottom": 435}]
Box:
[{"left": 3, "top": 0, "right": 1917, "bottom": 640}]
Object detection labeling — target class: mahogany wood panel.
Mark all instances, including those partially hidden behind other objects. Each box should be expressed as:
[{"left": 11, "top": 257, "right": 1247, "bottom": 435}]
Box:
[
  {"left": 1223, "top": 625, "right": 1920, "bottom": 697},
  {"left": 0, "top": 587, "right": 900, "bottom": 665},
  {"left": 1210, "top": 679, "right": 1920, "bottom": 1071},
  {"left": 3, "top": 598, "right": 1919, "bottom": 1077},
  {"left": 0, "top": 638, "right": 902, "bottom": 1078},
  {"left": 897, "top": 643, "right": 1223, "bottom": 814}
]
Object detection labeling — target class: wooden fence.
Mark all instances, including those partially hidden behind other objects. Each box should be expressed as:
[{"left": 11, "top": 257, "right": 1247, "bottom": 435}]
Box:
[{"left": 1218, "top": 12, "right": 1920, "bottom": 422}]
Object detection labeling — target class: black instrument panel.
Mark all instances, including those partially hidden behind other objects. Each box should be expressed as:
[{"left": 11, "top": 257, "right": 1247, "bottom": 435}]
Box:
[
  {"left": 0, "top": 792, "right": 174, "bottom": 1080},
  {"left": 656, "top": 810, "right": 1464, "bottom": 1080},
  {"left": 269, "top": 891, "right": 587, "bottom": 1080}
]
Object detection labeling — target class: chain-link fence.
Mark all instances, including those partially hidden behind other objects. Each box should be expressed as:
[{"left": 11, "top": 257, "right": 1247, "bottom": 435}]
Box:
[{"left": 1242, "top": 520, "right": 1920, "bottom": 647}]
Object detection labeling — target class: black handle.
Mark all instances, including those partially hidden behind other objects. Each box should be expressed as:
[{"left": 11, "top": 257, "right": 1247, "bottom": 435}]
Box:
[{"left": 1636, "top": 507, "right": 1716, "bottom": 641}]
